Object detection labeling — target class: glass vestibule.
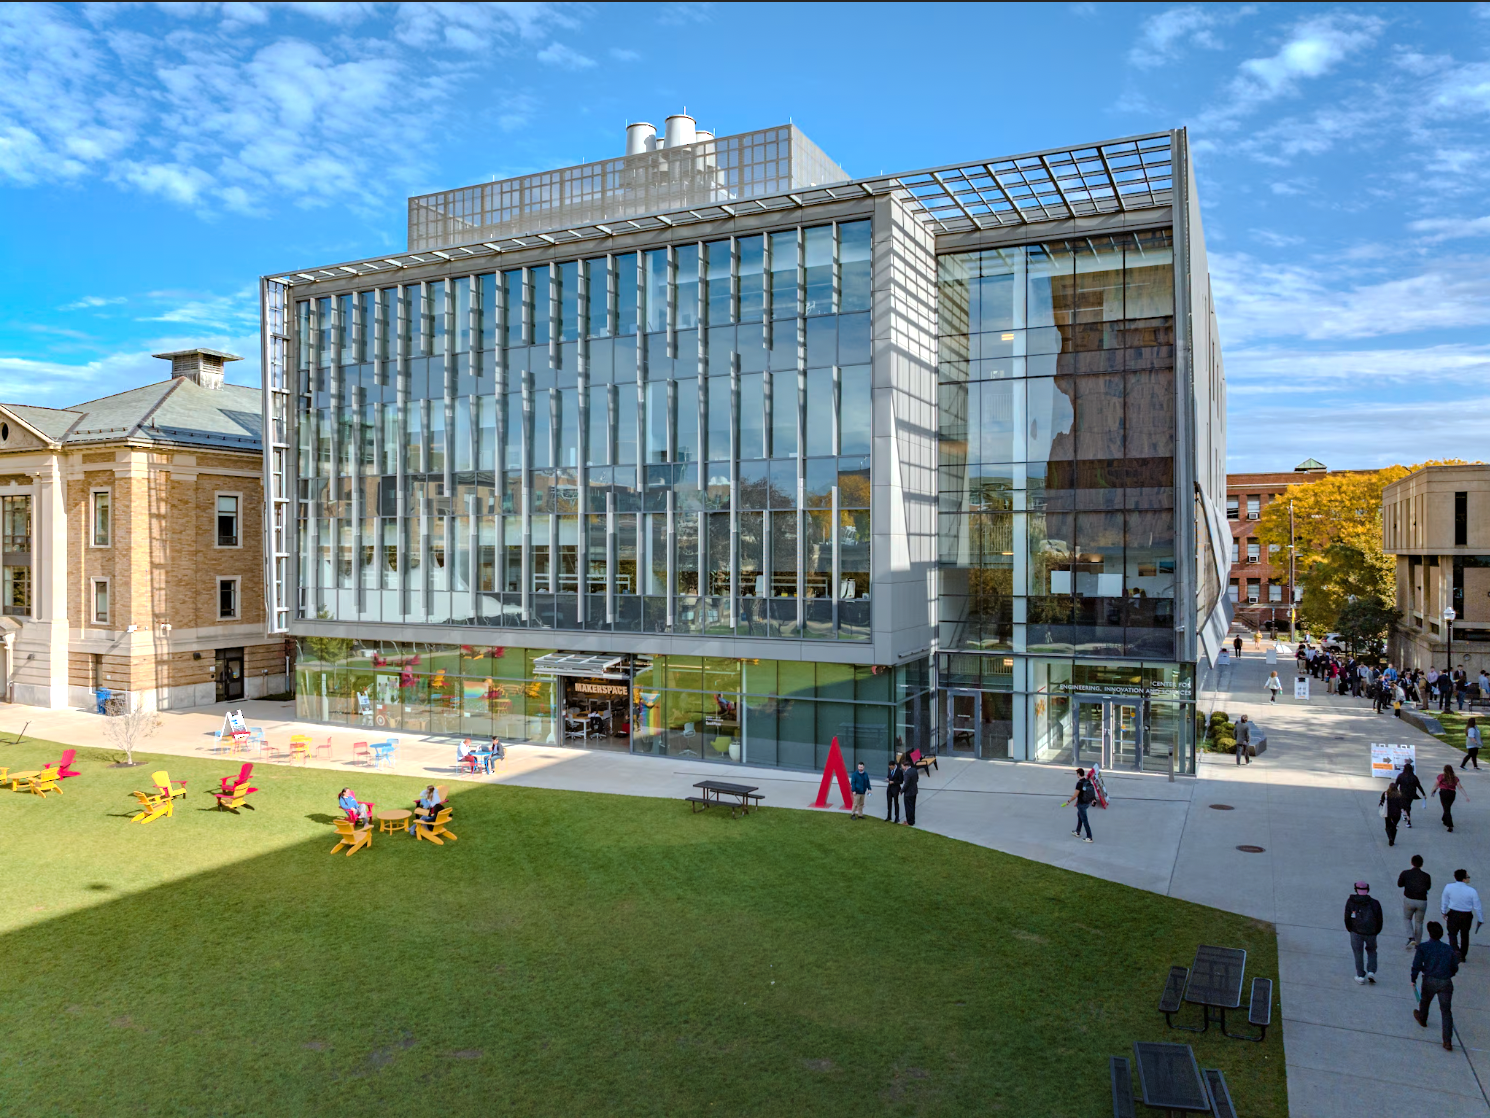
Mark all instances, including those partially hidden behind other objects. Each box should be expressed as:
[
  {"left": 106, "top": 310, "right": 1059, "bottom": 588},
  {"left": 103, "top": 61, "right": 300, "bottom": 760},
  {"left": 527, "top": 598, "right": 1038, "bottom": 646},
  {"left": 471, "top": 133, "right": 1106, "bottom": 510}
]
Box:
[{"left": 945, "top": 689, "right": 1012, "bottom": 759}]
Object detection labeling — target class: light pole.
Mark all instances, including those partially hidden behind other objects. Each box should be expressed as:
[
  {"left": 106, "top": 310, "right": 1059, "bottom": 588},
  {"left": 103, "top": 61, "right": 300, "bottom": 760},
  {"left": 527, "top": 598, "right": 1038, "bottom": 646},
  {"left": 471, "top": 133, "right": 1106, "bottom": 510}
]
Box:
[
  {"left": 1288, "top": 500, "right": 1297, "bottom": 644},
  {"left": 1445, "top": 606, "right": 1457, "bottom": 673}
]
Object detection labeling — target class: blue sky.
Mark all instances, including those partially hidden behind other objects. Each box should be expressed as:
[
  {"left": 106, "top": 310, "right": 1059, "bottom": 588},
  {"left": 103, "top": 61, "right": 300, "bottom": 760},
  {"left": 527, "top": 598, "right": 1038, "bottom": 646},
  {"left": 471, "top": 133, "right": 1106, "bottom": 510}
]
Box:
[{"left": 2, "top": 1, "right": 1487, "bottom": 472}]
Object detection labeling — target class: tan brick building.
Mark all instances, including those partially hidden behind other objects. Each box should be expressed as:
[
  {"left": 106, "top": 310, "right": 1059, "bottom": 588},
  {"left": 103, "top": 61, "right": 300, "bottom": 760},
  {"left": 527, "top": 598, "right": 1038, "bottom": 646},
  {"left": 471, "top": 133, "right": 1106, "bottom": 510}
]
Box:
[
  {"left": 1383, "top": 463, "right": 1490, "bottom": 674},
  {"left": 0, "top": 349, "right": 288, "bottom": 709}
]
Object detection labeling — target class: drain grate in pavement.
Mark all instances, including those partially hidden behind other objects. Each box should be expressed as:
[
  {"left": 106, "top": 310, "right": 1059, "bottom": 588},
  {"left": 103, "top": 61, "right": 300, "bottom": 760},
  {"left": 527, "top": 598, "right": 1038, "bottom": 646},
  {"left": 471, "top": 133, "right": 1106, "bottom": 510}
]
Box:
[
  {"left": 1209, "top": 804, "right": 1234, "bottom": 810},
  {"left": 1236, "top": 845, "right": 1266, "bottom": 853}
]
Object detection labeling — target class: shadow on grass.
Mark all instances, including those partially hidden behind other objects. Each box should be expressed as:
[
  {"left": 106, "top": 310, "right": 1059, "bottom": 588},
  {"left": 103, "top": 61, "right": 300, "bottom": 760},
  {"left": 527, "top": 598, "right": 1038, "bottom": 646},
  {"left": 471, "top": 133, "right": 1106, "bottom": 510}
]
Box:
[{"left": 0, "top": 748, "right": 1290, "bottom": 1118}]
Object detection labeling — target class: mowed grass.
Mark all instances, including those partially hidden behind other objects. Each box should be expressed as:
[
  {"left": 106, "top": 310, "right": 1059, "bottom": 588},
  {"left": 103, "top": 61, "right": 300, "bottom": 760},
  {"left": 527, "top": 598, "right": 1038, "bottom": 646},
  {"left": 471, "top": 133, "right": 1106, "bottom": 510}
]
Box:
[{"left": 0, "top": 740, "right": 1287, "bottom": 1117}]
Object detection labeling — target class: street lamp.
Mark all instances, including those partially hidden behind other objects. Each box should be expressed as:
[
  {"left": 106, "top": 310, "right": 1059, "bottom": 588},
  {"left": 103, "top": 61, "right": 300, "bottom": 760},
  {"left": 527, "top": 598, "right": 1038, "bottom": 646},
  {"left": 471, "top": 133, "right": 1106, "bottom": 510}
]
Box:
[{"left": 1445, "top": 606, "right": 1457, "bottom": 673}]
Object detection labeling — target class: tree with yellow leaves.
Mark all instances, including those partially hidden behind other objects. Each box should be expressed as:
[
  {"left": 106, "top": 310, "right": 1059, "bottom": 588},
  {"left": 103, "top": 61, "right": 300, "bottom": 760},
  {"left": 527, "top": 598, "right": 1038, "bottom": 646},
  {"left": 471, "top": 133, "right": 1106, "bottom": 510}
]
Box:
[{"left": 1256, "top": 461, "right": 1476, "bottom": 635}]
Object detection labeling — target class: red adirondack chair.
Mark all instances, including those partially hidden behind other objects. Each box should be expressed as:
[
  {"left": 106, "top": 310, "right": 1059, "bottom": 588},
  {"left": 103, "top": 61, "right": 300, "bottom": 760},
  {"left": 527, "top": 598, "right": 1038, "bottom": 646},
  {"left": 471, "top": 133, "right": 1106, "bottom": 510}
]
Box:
[
  {"left": 219, "top": 762, "right": 255, "bottom": 794},
  {"left": 56, "top": 749, "right": 81, "bottom": 779}
]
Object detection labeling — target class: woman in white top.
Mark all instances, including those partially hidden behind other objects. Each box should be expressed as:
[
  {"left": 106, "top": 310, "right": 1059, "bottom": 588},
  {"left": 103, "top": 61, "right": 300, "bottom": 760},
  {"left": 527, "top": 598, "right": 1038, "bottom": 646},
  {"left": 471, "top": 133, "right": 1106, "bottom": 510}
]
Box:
[
  {"left": 1265, "top": 671, "right": 1283, "bottom": 703},
  {"left": 1463, "top": 718, "right": 1482, "bottom": 771}
]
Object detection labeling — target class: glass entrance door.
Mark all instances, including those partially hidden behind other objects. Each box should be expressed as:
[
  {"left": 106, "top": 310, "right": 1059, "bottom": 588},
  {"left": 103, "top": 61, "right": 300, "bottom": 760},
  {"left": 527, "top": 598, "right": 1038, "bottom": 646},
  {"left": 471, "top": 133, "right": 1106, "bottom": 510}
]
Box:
[
  {"left": 1073, "top": 697, "right": 1144, "bottom": 770},
  {"left": 948, "top": 690, "right": 978, "bottom": 754}
]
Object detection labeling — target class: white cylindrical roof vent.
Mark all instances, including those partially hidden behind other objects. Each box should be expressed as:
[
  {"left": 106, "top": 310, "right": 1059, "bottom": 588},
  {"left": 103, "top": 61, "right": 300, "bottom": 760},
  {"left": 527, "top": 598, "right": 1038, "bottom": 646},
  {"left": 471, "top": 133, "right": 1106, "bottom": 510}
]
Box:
[
  {"left": 664, "top": 113, "right": 696, "bottom": 148},
  {"left": 626, "top": 122, "right": 656, "bottom": 156},
  {"left": 695, "top": 129, "right": 714, "bottom": 143}
]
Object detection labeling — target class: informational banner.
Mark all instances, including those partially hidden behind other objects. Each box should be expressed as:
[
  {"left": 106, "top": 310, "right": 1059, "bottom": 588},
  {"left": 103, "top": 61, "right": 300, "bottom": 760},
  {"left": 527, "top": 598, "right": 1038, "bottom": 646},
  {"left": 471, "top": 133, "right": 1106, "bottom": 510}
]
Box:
[
  {"left": 1371, "top": 743, "right": 1416, "bottom": 779},
  {"left": 1265, "top": 648, "right": 1278, "bottom": 665},
  {"left": 1294, "top": 677, "right": 1310, "bottom": 700}
]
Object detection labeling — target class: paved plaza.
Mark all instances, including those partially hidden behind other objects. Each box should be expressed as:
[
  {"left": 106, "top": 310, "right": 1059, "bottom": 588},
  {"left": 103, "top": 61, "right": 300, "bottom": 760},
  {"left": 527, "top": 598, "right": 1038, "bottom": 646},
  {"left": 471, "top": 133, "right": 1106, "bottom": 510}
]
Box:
[{"left": 5, "top": 636, "right": 1487, "bottom": 1116}]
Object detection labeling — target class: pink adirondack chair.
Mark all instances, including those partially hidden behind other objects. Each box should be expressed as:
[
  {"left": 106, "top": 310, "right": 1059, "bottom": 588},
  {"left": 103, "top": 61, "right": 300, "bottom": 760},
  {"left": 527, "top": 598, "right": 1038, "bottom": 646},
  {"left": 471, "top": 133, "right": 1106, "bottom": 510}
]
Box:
[
  {"left": 219, "top": 762, "right": 254, "bottom": 794},
  {"left": 56, "top": 749, "right": 81, "bottom": 779}
]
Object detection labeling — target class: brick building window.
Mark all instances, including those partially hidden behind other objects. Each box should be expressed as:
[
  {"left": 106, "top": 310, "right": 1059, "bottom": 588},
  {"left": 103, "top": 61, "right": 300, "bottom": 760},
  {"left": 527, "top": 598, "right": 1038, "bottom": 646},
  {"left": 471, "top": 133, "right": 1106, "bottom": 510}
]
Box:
[
  {"left": 1247, "top": 539, "right": 1260, "bottom": 563},
  {"left": 91, "top": 490, "right": 111, "bottom": 547},
  {"left": 1226, "top": 496, "right": 1239, "bottom": 519},
  {"left": 1227, "top": 580, "right": 1239, "bottom": 603},
  {"left": 1269, "top": 583, "right": 1282, "bottom": 602},
  {"left": 1246, "top": 496, "right": 1260, "bottom": 520},
  {"left": 1456, "top": 491, "right": 1467, "bottom": 547},
  {"left": 216, "top": 495, "right": 240, "bottom": 547},
  {"left": 92, "top": 578, "right": 109, "bottom": 624},
  {"left": 1230, "top": 540, "right": 1239, "bottom": 564},
  {"left": 1247, "top": 578, "right": 1260, "bottom": 603},
  {"left": 218, "top": 578, "right": 239, "bottom": 620}
]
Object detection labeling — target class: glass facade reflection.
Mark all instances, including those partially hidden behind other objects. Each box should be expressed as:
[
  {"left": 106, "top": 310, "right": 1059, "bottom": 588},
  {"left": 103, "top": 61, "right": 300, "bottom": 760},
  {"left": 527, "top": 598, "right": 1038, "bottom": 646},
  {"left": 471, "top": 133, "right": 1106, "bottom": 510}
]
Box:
[{"left": 265, "top": 125, "right": 1226, "bottom": 775}]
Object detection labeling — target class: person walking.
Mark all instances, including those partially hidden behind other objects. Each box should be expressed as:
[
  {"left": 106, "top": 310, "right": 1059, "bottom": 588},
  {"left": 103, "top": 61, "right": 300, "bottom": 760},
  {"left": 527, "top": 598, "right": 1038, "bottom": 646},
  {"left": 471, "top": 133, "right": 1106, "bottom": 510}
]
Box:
[
  {"left": 1065, "top": 767, "right": 1095, "bottom": 843},
  {"left": 1397, "top": 761, "right": 1425, "bottom": 829},
  {"left": 883, "top": 757, "right": 903, "bottom": 823},
  {"left": 1380, "top": 782, "right": 1404, "bottom": 846},
  {"left": 1234, "top": 634, "right": 1243, "bottom": 658},
  {"left": 1463, "top": 718, "right": 1482, "bottom": 770},
  {"left": 1399, "top": 854, "right": 1431, "bottom": 949},
  {"left": 1441, "top": 869, "right": 1484, "bottom": 960},
  {"left": 1234, "top": 715, "right": 1252, "bottom": 765},
  {"left": 1457, "top": 669, "right": 1469, "bottom": 712},
  {"left": 1345, "top": 881, "right": 1384, "bottom": 984},
  {"left": 900, "top": 758, "right": 919, "bottom": 828},
  {"left": 1265, "top": 670, "right": 1283, "bottom": 703},
  {"left": 1434, "top": 766, "right": 1466, "bottom": 832},
  {"left": 1413, "top": 921, "right": 1459, "bottom": 1051},
  {"left": 849, "top": 761, "right": 871, "bottom": 819}
]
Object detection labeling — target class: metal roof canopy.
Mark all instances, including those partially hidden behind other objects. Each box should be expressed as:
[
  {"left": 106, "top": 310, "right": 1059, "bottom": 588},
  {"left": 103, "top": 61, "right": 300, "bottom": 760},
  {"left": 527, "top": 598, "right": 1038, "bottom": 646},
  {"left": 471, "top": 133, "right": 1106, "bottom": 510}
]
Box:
[
  {"left": 530, "top": 653, "right": 630, "bottom": 679},
  {"left": 267, "top": 132, "right": 1176, "bottom": 287}
]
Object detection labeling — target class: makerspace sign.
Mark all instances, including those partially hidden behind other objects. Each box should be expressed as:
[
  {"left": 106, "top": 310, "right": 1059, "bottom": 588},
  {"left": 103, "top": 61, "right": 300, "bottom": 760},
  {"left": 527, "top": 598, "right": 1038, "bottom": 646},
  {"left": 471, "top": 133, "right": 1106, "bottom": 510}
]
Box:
[{"left": 1371, "top": 743, "right": 1416, "bottom": 779}]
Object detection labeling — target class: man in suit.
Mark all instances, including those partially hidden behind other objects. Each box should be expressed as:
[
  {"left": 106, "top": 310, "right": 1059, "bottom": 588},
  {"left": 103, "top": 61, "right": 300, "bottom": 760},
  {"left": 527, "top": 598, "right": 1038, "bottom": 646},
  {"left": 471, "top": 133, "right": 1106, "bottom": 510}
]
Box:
[{"left": 900, "top": 758, "right": 919, "bottom": 827}]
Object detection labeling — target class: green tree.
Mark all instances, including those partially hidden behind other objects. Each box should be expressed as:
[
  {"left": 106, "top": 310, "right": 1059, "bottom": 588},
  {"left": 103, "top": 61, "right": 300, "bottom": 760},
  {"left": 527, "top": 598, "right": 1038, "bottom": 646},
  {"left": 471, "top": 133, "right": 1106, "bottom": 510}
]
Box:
[{"left": 1335, "top": 594, "right": 1401, "bottom": 656}]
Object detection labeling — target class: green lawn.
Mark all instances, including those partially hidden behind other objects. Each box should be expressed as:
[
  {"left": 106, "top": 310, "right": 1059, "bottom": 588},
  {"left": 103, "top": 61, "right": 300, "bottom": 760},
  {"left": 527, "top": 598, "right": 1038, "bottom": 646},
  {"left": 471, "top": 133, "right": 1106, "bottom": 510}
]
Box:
[{"left": 0, "top": 739, "right": 1287, "bottom": 1117}]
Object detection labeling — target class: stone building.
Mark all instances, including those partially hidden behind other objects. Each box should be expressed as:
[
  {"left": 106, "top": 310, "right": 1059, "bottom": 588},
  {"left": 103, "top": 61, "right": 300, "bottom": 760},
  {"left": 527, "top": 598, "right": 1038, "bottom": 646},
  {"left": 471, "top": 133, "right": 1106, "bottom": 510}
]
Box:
[
  {"left": 0, "top": 348, "right": 289, "bottom": 709},
  {"left": 1383, "top": 463, "right": 1490, "bottom": 674}
]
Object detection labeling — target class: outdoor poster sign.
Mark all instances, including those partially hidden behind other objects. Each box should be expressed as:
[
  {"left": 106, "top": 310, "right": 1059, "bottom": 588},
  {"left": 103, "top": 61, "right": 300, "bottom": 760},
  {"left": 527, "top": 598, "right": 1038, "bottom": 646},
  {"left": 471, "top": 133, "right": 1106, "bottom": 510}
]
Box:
[
  {"left": 1294, "top": 676, "right": 1310, "bottom": 699},
  {"left": 1266, "top": 647, "right": 1277, "bottom": 664},
  {"left": 1371, "top": 743, "right": 1416, "bottom": 779}
]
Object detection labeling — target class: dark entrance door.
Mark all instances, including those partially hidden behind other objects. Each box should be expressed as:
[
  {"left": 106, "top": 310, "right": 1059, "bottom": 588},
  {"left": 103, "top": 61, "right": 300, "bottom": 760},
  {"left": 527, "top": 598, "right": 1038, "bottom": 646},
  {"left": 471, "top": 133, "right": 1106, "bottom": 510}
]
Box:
[{"left": 216, "top": 647, "right": 245, "bottom": 702}]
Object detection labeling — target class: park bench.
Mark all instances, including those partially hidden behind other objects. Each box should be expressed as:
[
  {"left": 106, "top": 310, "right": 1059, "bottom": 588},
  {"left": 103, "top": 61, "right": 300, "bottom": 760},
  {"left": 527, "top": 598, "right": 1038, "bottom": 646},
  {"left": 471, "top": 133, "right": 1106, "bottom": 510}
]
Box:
[
  {"left": 1243, "top": 977, "right": 1272, "bottom": 1042},
  {"left": 1203, "top": 1067, "right": 1237, "bottom": 1118},
  {"left": 684, "top": 796, "right": 712, "bottom": 812},
  {"left": 1108, "top": 1056, "right": 1136, "bottom": 1118},
  {"left": 1158, "top": 965, "right": 1189, "bottom": 1028}
]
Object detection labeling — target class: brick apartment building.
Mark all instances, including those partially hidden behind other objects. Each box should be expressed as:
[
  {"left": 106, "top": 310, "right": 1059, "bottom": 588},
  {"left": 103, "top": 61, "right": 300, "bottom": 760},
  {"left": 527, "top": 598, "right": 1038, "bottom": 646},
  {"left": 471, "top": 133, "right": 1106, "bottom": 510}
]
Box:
[
  {"left": 1226, "top": 458, "right": 1338, "bottom": 633},
  {"left": 0, "top": 348, "right": 289, "bottom": 709}
]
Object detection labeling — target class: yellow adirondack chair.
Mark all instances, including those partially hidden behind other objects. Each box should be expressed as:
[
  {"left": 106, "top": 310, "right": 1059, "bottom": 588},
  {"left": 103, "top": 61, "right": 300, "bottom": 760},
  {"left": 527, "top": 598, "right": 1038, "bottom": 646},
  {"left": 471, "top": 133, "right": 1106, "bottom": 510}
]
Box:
[
  {"left": 152, "top": 770, "right": 187, "bottom": 801},
  {"left": 129, "top": 788, "right": 172, "bottom": 824},
  {"left": 330, "top": 818, "right": 372, "bottom": 856},
  {"left": 415, "top": 807, "right": 457, "bottom": 846},
  {"left": 213, "top": 782, "right": 256, "bottom": 813},
  {"left": 29, "top": 768, "right": 62, "bottom": 797}
]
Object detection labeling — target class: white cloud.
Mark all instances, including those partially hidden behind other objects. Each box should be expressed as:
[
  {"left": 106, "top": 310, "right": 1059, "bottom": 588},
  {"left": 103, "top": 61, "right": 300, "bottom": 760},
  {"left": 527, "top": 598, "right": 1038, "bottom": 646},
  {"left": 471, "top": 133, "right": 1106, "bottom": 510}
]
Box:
[
  {"left": 536, "top": 42, "right": 594, "bottom": 70},
  {"left": 1226, "top": 343, "right": 1490, "bottom": 388},
  {"left": 1211, "top": 252, "right": 1490, "bottom": 344},
  {"left": 1128, "top": 6, "right": 1226, "bottom": 70},
  {"left": 1409, "top": 216, "right": 1490, "bottom": 242},
  {"left": 657, "top": 3, "right": 712, "bottom": 25},
  {"left": 609, "top": 47, "right": 639, "bottom": 62},
  {"left": 59, "top": 295, "right": 127, "bottom": 311}
]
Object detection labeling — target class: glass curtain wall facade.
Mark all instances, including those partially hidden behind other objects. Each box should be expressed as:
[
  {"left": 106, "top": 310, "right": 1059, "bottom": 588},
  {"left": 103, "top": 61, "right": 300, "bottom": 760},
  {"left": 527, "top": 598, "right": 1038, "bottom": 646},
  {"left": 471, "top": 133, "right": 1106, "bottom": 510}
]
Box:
[
  {"left": 936, "top": 230, "right": 1193, "bottom": 770},
  {"left": 293, "top": 220, "right": 873, "bottom": 643}
]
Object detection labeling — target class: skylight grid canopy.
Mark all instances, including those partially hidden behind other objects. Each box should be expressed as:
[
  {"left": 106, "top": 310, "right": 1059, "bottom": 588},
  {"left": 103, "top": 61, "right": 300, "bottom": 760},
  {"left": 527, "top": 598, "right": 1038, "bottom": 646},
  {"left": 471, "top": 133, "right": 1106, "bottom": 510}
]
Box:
[{"left": 269, "top": 132, "right": 1176, "bottom": 287}]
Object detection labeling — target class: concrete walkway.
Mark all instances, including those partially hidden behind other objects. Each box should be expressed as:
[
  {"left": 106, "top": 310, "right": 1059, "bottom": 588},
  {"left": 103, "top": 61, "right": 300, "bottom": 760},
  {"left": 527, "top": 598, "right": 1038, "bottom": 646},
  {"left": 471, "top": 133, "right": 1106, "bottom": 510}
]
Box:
[{"left": 5, "top": 639, "right": 1487, "bottom": 1116}]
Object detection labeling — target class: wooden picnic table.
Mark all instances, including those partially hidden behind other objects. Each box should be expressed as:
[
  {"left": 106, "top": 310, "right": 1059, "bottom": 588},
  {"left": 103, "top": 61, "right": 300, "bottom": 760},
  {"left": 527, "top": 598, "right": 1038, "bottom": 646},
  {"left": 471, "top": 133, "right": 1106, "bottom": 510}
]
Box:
[
  {"left": 1132, "top": 1041, "right": 1211, "bottom": 1115},
  {"left": 687, "top": 780, "right": 763, "bottom": 818}
]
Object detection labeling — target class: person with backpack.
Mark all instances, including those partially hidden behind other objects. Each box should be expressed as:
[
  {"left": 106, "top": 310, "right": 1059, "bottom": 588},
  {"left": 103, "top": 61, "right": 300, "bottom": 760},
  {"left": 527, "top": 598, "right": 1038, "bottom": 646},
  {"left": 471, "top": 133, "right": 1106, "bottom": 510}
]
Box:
[
  {"left": 1065, "top": 768, "right": 1096, "bottom": 843},
  {"left": 900, "top": 758, "right": 919, "bottom": 827},
  {"left": 848, "top": 762, "right": 871, "bottom": 819},
  {"left": 1433, "top": 766, "right": 1466, "bottom": 832},
  {"left": 1396, "top": 761, "right": 1425, "bottom": 829},
  {"left": 1344, "top": 881, "right": 1384, "bottom": 984},
  {"left": 883, "top": 757, "right": 903, "bottom": 823},
  {"left": 1413, "top": 921, "right": 1459, "bottom": 1051}
]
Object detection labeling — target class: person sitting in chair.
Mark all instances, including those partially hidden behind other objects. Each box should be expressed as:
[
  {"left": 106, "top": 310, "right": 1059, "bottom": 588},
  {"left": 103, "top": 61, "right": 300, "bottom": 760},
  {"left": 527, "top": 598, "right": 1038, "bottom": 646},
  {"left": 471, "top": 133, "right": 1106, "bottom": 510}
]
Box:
[
  {"left": 489, "top": 735, "right": 506, "bottom": 763},
  {"left": 408, "top": 785, "right": 444, "bottom": 832},
  {"left": 338, "top": 788, "right": 371, "bottom": 825}
]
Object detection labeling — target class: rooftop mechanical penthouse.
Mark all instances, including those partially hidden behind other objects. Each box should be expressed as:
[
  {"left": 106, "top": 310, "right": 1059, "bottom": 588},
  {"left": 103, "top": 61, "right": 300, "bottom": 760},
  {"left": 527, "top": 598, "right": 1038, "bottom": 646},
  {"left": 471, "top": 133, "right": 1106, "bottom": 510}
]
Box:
[{"left": 260, "top": 114, "right": 1229, "bottom": 777}]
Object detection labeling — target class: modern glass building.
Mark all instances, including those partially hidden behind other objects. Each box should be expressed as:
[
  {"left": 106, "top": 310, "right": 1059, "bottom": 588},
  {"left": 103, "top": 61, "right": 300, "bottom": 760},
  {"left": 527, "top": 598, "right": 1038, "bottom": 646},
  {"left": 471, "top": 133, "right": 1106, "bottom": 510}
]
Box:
[{"left": 260, "top": 117, "right": 1229, "bottom": 777}]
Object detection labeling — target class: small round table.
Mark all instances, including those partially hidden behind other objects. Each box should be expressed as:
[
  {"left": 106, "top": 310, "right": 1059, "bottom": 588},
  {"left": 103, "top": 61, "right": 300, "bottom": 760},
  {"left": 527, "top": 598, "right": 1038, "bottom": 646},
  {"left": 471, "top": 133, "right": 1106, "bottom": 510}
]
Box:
[{"left": 375, "top": 808, "right": 412, "bottom": 835}]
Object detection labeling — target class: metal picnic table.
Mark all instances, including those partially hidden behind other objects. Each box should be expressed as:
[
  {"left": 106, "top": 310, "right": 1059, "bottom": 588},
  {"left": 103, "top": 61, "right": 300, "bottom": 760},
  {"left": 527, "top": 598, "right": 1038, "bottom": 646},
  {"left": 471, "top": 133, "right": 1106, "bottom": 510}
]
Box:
[
  {"left": 688, "top": 780, "right": 762, "bottom": 818},
  {"left": 1132, "top": 1041, "right": 1212, "bottom": 1115},
  {"left": 1184, "top": 944, "right": 1248, "bottom": 1037}
]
